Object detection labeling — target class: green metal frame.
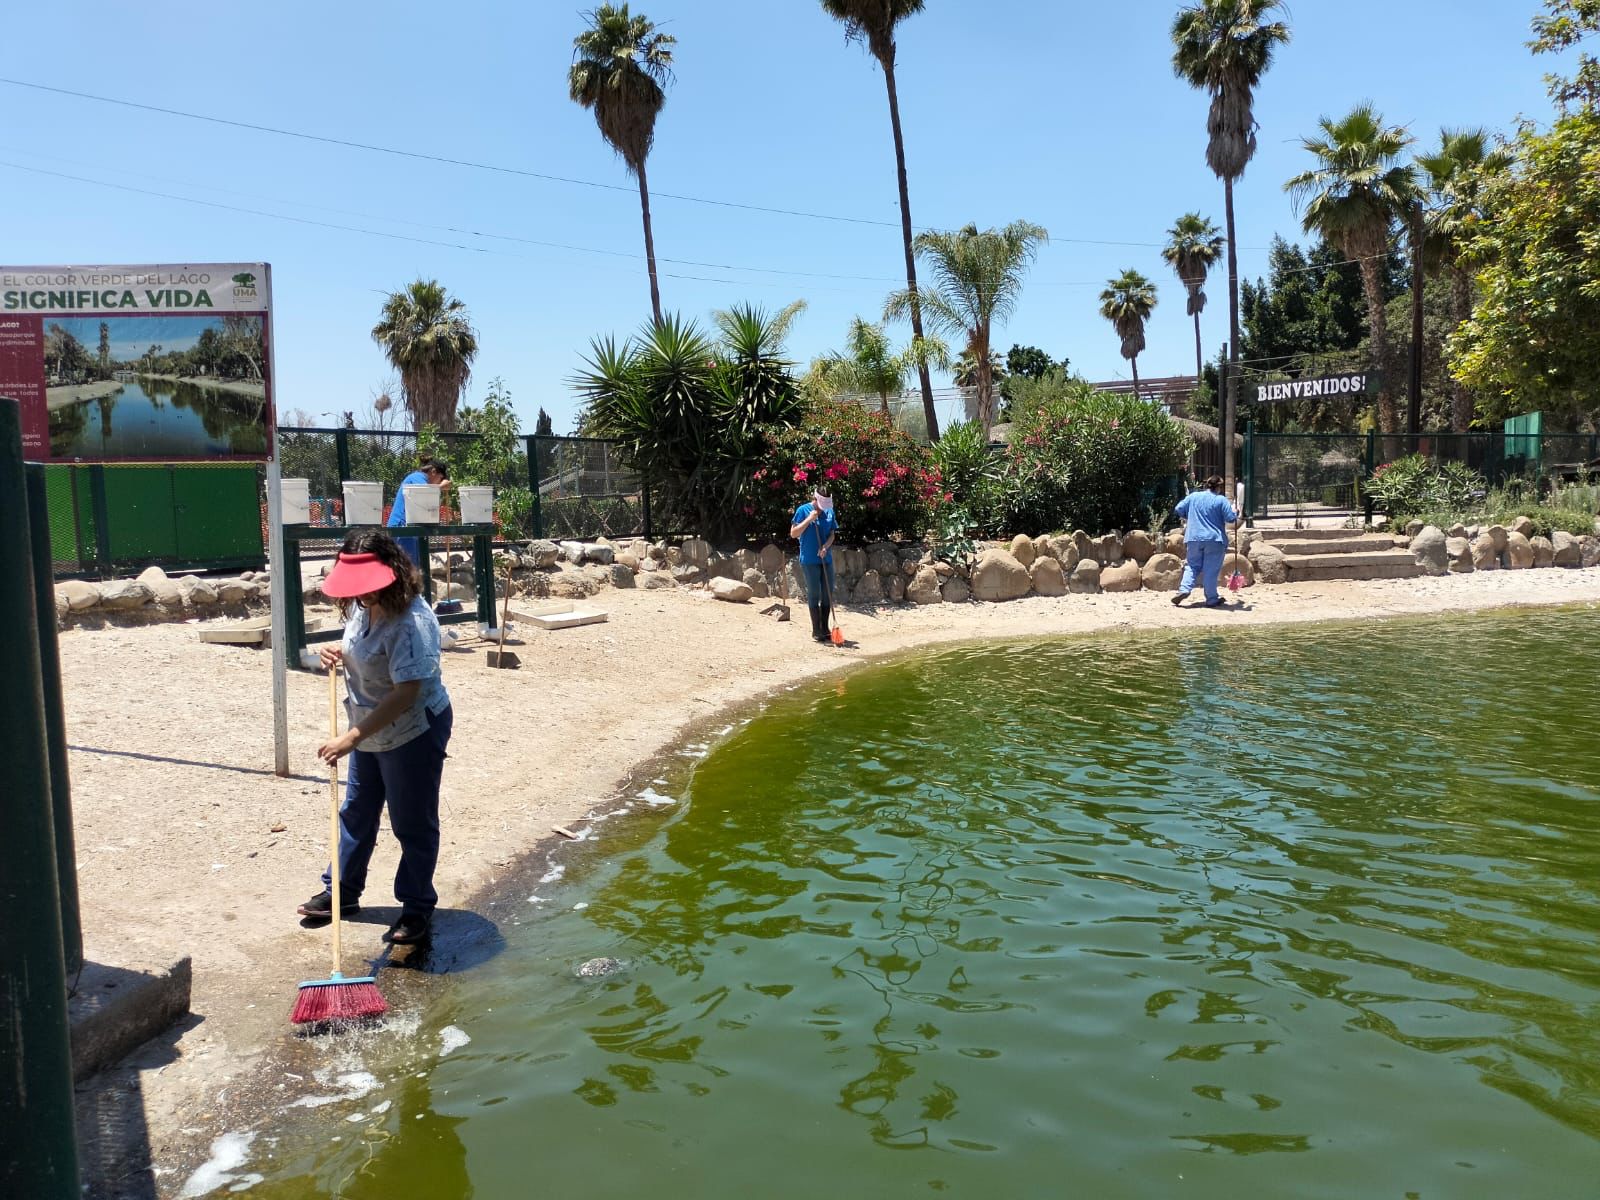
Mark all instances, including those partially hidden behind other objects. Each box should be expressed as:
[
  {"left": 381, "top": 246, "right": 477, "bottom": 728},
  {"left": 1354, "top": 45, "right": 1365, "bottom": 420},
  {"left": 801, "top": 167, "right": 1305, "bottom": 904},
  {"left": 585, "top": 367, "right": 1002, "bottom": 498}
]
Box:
[{"left": 278, "top": 523, "right": 499, "bottom": 669}]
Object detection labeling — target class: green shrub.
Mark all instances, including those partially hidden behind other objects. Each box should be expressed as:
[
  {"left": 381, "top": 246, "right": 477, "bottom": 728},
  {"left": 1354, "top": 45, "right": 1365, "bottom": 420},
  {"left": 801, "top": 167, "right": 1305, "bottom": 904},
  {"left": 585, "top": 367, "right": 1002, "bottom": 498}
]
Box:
[
  {"left": 1365, "top": 454, "right": 1485, "bottom": 518},
  {"left": 929, "top": 419, "right": 1000, "bottom": 531},
  {"left": 748, "top": 399, "right": 944, "bottom": 544},
  {"left": 996, "top": 382, "right": 1193, "bottom": 535}
]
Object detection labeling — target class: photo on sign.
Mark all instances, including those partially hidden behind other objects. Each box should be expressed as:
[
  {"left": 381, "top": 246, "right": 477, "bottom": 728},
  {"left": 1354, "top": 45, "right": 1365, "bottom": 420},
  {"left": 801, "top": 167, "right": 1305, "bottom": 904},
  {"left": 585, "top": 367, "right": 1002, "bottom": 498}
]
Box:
[{"left": 44, "top": 313, "right": 269, "bottom": 459}]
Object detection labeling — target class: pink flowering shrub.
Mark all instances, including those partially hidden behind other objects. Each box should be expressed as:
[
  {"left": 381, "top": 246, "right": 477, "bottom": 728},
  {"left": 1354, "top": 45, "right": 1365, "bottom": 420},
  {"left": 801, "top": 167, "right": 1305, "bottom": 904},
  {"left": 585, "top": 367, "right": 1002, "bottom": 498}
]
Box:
[{"left": 747, "top": 399, "right": 945, "bottom": 542}]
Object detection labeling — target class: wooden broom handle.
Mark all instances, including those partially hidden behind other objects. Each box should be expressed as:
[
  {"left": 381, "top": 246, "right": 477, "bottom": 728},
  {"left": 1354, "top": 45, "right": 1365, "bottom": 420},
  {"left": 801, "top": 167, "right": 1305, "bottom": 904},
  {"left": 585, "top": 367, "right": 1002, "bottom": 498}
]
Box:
[{"left": 327, "top": 664, "right": 343, "bottom": 973}]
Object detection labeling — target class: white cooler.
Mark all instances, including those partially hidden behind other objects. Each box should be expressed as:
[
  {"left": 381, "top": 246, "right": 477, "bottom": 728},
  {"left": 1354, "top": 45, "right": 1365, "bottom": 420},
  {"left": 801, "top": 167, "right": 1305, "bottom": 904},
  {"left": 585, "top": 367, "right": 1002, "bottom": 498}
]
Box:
[{"left": 343, "top": 480, "right": 383, "bottom": 525}]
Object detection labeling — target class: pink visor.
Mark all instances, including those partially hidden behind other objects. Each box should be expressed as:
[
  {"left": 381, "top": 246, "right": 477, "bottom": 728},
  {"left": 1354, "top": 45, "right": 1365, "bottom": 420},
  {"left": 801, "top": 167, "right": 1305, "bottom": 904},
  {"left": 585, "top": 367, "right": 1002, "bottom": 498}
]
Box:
[{"left": 321, "top": 552, "right": 397, "bottom": 598}]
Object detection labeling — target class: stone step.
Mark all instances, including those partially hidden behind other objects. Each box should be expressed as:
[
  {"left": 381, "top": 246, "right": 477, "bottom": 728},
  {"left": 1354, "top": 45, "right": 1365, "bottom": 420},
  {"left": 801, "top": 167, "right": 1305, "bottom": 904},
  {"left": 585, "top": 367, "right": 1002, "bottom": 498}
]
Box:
[
  {"left": 1256, "top": 527, "right": 1368, "bottom": 541},
  {"left": 1282, "top": 549, "right": 1423, "bottom": 582},
  {"left": 1260, "top": 536, "right": 1400, "bottom": 556}
]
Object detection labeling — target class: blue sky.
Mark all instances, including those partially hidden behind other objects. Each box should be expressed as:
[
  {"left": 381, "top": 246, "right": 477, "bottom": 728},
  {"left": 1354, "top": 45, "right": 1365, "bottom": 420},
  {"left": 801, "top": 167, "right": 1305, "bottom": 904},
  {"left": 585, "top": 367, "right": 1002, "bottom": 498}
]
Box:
[{"left": 0, "top": 1, "right": 1570, "bottom": 434}]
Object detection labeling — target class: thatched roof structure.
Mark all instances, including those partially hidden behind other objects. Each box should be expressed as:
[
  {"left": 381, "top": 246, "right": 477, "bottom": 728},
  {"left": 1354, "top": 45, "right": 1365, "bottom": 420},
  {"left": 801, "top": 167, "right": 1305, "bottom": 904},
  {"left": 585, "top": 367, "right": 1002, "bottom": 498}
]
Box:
[{"left": 1172, "top": 416, "right": 1244, "bottom": 448}]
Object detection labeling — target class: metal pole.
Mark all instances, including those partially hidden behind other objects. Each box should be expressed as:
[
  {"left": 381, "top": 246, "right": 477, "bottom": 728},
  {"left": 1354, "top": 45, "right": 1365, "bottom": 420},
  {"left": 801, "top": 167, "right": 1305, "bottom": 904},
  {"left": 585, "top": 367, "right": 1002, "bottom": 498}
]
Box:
[
  {"left": 25, "top": 465, "right": 82, "bottom": 973},
  {"left": 527, "top": 435, "right": 543, "bottom": 541},
  {"left": 0, "top": 399, "right": 80, "bottom": 1198},
  {"left": 263, "top": 267, "right": 290, "bottom": 777}
]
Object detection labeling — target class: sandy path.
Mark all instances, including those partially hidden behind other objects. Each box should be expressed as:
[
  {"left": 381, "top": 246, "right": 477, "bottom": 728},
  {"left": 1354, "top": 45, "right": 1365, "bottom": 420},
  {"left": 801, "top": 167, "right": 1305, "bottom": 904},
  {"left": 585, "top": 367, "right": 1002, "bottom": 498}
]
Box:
[{"left": 58, "top": 568, "right": 1600, "bottom": 1192}]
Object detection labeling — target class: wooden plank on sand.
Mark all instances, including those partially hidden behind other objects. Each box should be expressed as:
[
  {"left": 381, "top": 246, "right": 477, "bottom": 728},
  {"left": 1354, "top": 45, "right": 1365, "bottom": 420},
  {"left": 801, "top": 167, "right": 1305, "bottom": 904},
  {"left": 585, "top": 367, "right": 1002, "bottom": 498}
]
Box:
[{"left": 525, "top": 608, "right": 608, "bottom": 631}]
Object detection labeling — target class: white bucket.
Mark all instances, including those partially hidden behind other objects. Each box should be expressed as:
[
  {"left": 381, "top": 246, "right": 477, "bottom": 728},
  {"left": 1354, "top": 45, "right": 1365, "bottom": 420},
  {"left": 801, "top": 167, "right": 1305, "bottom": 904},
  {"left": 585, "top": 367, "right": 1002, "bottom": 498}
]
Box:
[
  {"left": 280, "top": 477, "right": 310, "bottom": 525},
  {"left": 402, "top": 483, "right": 442, "bottom": 524},
  {"left": 458, "top": 485, "right": 494, "bottom": 525},
  {"left": 343, "top": 480, "right": 383, "bottom": 525}
]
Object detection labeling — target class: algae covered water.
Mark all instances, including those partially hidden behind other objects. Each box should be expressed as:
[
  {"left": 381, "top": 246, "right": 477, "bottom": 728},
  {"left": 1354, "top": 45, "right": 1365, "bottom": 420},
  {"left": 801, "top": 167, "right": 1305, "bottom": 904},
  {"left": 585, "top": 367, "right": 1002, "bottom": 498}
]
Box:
[{"left": 245, "top": 609, "right": 1600, "bottom": 1199}]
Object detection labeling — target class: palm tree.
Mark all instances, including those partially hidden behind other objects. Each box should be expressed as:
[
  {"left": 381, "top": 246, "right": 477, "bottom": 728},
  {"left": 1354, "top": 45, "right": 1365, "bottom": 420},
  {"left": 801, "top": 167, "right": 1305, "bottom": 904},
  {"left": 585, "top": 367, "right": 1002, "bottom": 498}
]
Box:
[
  {"left": 884, "top": 220, "right": 1048, "bottom": 441},
  {"left": 821, "top": 0, "right": 941, "bottom": 441},
  {"left": 570, "top": 4, "right": 676, "bottom": 324},
  {"left": 1172, "top": 0, "right": 1290, "bottom": 495},
  {"left": 1099, "top": 271, "right": 1159, "bottom": 401},
  {"left": 1161, "top": 213, "right": 1225, "bottom": 386},
  {"left": 807, "top": 317, "right": 949, "bottom": 417},
  {"left": 1285, "top": 103, "right": 1416, "bottom": 433},
  {"left": 1417, "top": 129, "right": 1511, "bottom": 432},
  {"left": 371, "top": 279, "right": 479, "bottom": 431},
  {"left": 951, "top": 347, "right": 1004, "bottom": 391}
]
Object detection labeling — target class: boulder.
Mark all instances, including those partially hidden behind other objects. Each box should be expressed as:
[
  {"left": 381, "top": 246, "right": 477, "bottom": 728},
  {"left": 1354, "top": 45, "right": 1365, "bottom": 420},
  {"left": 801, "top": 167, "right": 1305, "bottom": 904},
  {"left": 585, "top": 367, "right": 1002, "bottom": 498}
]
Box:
[
  {"left": 217, "top": 580, "right": 252, "bottom": 604},
  {"left": 137, "top": 565, "right": 183, "bottom": 608},
  {"left": 1047, "top": 535, "right": 1080, "bottom": 571},
  {"left": 907, "top": 566, "right": 943, "bottom": 605},
  {"left": 1164, "top": 529, "right": 1186, "bottom": 557},
  {"left": 1529, "top": 535, "right": 1555, "bottom": 569},
  {"left": 681, "top": 537, "right": 712, "bottom": 568},
  {"left": 1140, "top": 552, "right": 1184, "bottom": 592},
  {"left": 559, "top": 540, "right": 587, "bottom": 565},
  {"left": 177, "top": 575, "right": 220, "bottom": 606},
  {"left": 100, "top": 579, "right": 152, "bottom": 609},
  {"left": 666, "top": 545, "right": 684, "bottom": 566},
  {"left": 57, "top": 579, "right": 101, "bottom": 612},
  {"left": 1068, "top": 559, "right": 1101, "bottom": 594},
  {"left": 1487, "top": 524, "right": 1508, "bottom": 553},
  {"left": 710, "top": 577, "right": 752, "bottom": 603},
  {"left": 1446, "top": 523, "right": 1468, "bottom": 539},
  {"left": 1470, "top": 532, "right": 1500, "bottom": 570},
  {"left": 1504, "top": 530, "right": 1535, "bottom": 569},
  {"left": 1008, "top": 534, "right": 1036, "bottom": 567},
  {"left": 1249, "top": 541, "right": 1289, "bottom": 585},
  {"left": 671, "top": 564, "right": 705, "bottom": 585},
  {"left": 1100, "top": 561, "right": 1142, "bottom": 592},
  {"left": 640, "top": 557, "right": 662, "bottom": 573},
  {"left": 1410, "top": 525, "right": 1449, "bottom": 577},
  {"left": 940, "top": 575, "right": 971, "bottom": 603},
  {"left": 1031, "top": 534, "right": 1053, "bottom": 565},
  {"left": 1030, "top": 556, "right": 1067, "bottom": 596},
  {"left": 583, "top": 543, "right": 614, "bottom": 565},
  {"left": 1071, "top": 530, "right": 1095, "bottom": 563},
  {"left": 616, "top": 551, "right": 640, "bottom": 572},
  {"left": 1405, "top": 519, "right": 1424, "bottom": 538},
  {"left": 639, "top": 572, "right": 676, "bottom": 590},
  {"left": 971, "top": 549, "right": 1032, "bottom": 602},
  {"left": 524, "top": 540, "right": 559, "bottom": 568},
  {"left": 853, "top": 569, "right": 885, "bottom": 604},
  {"left": 1221, "top": 554, "right": 1253, "bottom": 586},
  {"left": 1580, "top": 536, "right": 1600, "bottom": 569},
  {"left": 868, "top": 543, "right": 901, "bottom": 580},
  {"left": 933, "top": 561, "right": 954, "bottom": 577},
  {"left": 1551, "top": 530, "right": 1582, "bottom": 568},
  {"left": 759, "top": 544, "right": 786, "bottom": 575},
  {"left": 887, "top": 573, "right": 906, "bottom": 603},
  {"left": 1121, "top": 530, "right": 1155, "bottom": 564},
  {"left": 707, "top": 555, "right": 743, "bottom": 581},
  {"left": 736, "top": 548, "right": 759, "bottom": 573},
  {"left": 741, "top": 568, "right": 769, "bottom": 598},
  {"left": 1092, "top": 532, "right": 1123, "bottom": 565},
  {"left": 607, "top": 563, "right": 636, "bottom": 589},
  {"left": 1509, "top": 515, "right": 1535, "bottom": 539},
  {"left": 1445, "top": 537, "right": 1473, "bottom": 573}
]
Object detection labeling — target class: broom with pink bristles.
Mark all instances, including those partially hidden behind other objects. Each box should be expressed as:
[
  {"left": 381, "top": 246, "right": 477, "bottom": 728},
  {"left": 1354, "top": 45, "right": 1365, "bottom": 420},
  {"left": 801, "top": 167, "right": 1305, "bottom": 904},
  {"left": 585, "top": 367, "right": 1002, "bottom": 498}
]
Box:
[{"left": 291, "top": 664, "right": 387, "bottom": 1026}]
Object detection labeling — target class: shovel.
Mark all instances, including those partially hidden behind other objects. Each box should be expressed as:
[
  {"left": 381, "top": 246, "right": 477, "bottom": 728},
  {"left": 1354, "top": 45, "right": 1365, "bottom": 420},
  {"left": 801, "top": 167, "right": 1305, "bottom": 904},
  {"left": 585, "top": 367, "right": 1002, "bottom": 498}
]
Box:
[
  {"left": 487, "top": 559, "right": 520, "bottom": 669},
  {"left": 759, "top": 557, "right": 791, "bottom": 621}
]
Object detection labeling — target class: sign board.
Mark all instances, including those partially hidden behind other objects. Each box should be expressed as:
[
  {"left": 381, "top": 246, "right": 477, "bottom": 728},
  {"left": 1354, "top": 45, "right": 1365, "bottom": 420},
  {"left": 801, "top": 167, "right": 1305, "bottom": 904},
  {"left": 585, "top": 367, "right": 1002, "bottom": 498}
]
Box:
[
  {"left": 1252, "top": 372, "right": 1376, "bottom": 405},
  {"left": 0, "top": 263, "right": 274, "bottom": 462}
]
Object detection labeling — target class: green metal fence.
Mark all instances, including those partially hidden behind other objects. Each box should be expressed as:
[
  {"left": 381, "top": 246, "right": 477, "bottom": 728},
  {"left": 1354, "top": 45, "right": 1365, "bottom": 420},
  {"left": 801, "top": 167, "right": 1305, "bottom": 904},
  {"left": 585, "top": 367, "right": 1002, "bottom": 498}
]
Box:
[{"left": 41, "top": 462, "right": 265, "bottom": 578}]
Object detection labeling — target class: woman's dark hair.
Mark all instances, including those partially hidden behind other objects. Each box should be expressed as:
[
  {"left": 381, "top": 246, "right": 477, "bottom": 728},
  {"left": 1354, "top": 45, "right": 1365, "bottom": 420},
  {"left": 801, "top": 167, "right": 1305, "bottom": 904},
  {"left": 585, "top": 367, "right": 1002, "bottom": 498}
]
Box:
[
  {"left": 419, "top": 453, "right": 449, "bottom": 478},
  {"left": 1204, "top": 474, "right": 1225, "bottom": 492},
  {"left": 335, "top": 529, "right": 421, "bottom": 618}
]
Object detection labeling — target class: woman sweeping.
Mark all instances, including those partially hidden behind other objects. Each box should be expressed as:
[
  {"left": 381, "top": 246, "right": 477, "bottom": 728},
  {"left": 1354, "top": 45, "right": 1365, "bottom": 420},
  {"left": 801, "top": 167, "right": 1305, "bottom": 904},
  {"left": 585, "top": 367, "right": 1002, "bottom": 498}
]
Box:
[
  {"left": 1171, "top": 474, "right": 1240, "bottom": 608},
  {"left": 297, "top": 529, "right": 453, "bottom": 945},
  {"left": 790, "top": 486, "right": 839, "bottom": 644}
]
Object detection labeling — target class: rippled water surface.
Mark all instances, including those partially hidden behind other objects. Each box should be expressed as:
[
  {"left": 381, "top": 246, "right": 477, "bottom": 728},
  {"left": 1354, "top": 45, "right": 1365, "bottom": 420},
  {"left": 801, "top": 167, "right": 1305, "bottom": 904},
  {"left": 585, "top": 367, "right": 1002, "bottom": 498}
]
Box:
[{"left": 248, "top": 609, "right": 1600, "bottom": 1199}]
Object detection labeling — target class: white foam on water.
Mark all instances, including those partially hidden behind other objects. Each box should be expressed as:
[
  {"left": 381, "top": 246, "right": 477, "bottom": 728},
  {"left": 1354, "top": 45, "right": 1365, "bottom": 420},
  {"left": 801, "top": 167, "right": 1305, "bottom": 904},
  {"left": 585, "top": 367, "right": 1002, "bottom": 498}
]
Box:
[
  {"left": 539, "top": 865, "right": 565, "bottom": 884},
  {"left": 288, "top": 1070, "right": 381, "bottom": 1110},
  {"left": 345, "top": 1112, "right": 367, "bottom": 1123},
  {"left": 178, "top": 1130, "right": 256, "bottom": 1198},
  {"left": 227, "top": 1178, "right": 264, "bottom": 1194},
  {"left": 573, "top": 902, "right": 589, "bottom": 911},
  {"left": 440, "top": 1025, "right": 471, "bottom": 1056},
  {"left": 527, "top": 894, "right": 547, "bottom": 904},
  {"left": 637, "top": 787, "right": 676, "bottom": 807},
  {"left": 372, "top": 1100, "right": 392, "bottom": 1115}
]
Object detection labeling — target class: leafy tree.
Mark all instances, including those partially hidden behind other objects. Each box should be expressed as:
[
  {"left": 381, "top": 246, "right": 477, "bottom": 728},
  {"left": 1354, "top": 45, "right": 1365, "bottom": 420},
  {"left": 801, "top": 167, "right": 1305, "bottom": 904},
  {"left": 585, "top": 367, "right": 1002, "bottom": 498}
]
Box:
[
  {"left": 1285, "top": 103, "right": 1417, "bottom": 432},
  {"left": 821, "top": 0, "right": 941, "bottom": 440},
  {"left": 1416, "top": 129, "right": 1511, "bottom": 430},
  {"left": 805, "top": 317, "right": 948, "bottom": 413},
  {"left": 884, "top": 219, "right": 1048, "bottom": 442},
  {"left": 1099, "top": 270, "right": 1158, "bottom": 401},
  {"left": 570, "top": 3, "right": 676, "bottom": 324},
  {"left": 1450, "top": 108, "right": 1600, "bottom": 427},
  {"left": 951, "top": 348, "right": 1004, "bottom": 390},
  {"left": 1161, "top": 212, "right": 1225, "bottom": 383},
  {"left": 1005, "top": 344, "right": 1063, "bottom": 380},
  {"left": 43, "top": 324, "right": 92, "bottom": 383},
  {"left": 1530, "top": 0, "right": 1600, "bottom": 112},
  {"left": 371, "top": 279, "right": 479, "bottom": 432},
  {"left": 535, "top": 407, "right": 554, "bottom": 436},
  {"left": 97, "top": 321, "right": 110, "bottom": 376},
  {"left": 451, "top": 378, "right": 535, "bottom": 536},
  {"left": 1172, "top": 0, "right": 1291, "bottom": 494}
]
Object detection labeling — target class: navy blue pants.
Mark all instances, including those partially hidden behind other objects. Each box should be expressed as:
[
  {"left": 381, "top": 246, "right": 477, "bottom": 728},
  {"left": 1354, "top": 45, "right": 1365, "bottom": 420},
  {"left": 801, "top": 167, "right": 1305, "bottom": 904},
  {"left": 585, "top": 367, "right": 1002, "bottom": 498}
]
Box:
[
  {"left": 800, "top": 559, "right": 835, "bottom": 639},
  {"left": 323, "top": 704, "right": 453, "bottom": 917},
  {"left": 395, "top": 535, "right": 421, "bottom": 567}
]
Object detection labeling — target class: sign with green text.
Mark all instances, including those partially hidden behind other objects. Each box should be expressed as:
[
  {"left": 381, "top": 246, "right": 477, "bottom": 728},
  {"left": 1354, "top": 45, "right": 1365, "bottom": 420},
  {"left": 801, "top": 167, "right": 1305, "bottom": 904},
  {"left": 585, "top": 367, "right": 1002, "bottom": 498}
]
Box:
[{"left": 0, "top": 262, "right": 274, "bottom": 463}]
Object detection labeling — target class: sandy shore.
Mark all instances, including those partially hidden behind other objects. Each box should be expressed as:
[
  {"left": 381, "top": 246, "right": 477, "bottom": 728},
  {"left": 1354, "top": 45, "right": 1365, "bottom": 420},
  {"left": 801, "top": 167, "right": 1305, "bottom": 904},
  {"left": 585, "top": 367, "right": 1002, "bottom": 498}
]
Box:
[
  {"left": 58, "top": 568, "right": 1600, "bottom": 1193},
  {"left": 133, "top": 373, "right": 267, "bottom": 400},
  {"left": 47, "top": 379, "right": 122, "bottom": 411}
]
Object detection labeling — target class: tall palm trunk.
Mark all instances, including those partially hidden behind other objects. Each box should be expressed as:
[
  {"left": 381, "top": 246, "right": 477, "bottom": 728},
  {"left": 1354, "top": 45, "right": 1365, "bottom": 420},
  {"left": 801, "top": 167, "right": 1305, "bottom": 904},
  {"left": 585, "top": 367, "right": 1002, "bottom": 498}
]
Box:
[
  {"left": 1130, "top": 354, "right": 1142, "bottom": 402},
  {"left": 636, "top": 160, "right": 663, "bottom": 325},
  {"left": 975, "top": 331, "right": 994, "bottom": 439},
  {"left": 1359, "top": 253, "right": 1394, "bottom": 433},
  {"left": 1192, "top": 304, "right": 1204, "bottom": 390},
  {"left": 1449, "top": 265, "right": 1474, "bottom": 432},
  {"left": 1223, "top": 176, "right": 1240, "bottom": 499},
  {"left": 881, "top": 54, "right": 939, "bottom": 443}
]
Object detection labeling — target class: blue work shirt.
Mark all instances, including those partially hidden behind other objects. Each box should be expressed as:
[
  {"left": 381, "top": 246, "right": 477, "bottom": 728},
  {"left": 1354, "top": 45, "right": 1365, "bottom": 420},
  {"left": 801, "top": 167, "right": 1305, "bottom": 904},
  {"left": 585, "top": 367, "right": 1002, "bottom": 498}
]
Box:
[
  {"left": 793, "top": 502, "right": 838, "bottom": 564},
  {"left": 387, "top": 470, "right": 430, "bottom": 527},
  {"left": 1174, "top": 489, "right": 1239, "bottom": 545},
  {"left": 341, "top": 594, "right": 451, "bottom": 753}
]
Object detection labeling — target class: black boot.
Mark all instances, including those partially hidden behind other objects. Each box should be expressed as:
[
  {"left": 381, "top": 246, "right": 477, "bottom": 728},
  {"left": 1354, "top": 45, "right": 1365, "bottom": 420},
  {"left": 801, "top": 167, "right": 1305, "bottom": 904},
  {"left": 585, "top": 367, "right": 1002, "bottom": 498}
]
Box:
[{"left": 810, "top": 605, "right": 828, "bottom": 642}]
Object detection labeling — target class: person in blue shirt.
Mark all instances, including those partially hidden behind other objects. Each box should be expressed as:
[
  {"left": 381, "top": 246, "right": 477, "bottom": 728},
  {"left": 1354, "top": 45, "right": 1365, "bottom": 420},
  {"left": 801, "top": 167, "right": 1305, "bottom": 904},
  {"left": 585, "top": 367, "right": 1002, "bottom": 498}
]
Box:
[
  {"left": 386, "top": 454, "right": 450, "bottom": 566},
  {"left": 298, "top": 529, "right": 453, "bottom": 946},
  {"left": 790, "top": 487, "right": 839, "bottom": 644},
  {"left": 1172, "top": 474, "right": 1240, "bottom": 608}
]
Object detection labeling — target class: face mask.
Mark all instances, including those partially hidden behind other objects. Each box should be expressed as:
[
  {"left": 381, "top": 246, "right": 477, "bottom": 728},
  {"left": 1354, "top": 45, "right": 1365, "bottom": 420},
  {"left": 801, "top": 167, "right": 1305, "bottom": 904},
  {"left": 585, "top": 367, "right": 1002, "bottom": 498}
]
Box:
[{"left": 815, "top": 495, "right": 834, "bottom": 513}]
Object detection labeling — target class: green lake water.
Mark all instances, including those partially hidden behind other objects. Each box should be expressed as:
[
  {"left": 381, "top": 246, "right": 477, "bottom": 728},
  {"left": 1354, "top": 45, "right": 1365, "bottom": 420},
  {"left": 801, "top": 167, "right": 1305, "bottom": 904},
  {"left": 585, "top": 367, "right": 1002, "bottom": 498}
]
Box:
[
  {"left": 241, "top": 609, "right": 1600, "bottom": 1199},
  {"left": 49, "top": 376, "right": 266, "bottom": 458}
]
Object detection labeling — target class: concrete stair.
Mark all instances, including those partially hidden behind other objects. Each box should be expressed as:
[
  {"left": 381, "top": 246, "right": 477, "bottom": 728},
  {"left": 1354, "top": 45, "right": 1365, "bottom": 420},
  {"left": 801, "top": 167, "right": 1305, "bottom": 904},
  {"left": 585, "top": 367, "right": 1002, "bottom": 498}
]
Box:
[{"left": 1252, "top": 529, "right": 1423, "bottom": 583}]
